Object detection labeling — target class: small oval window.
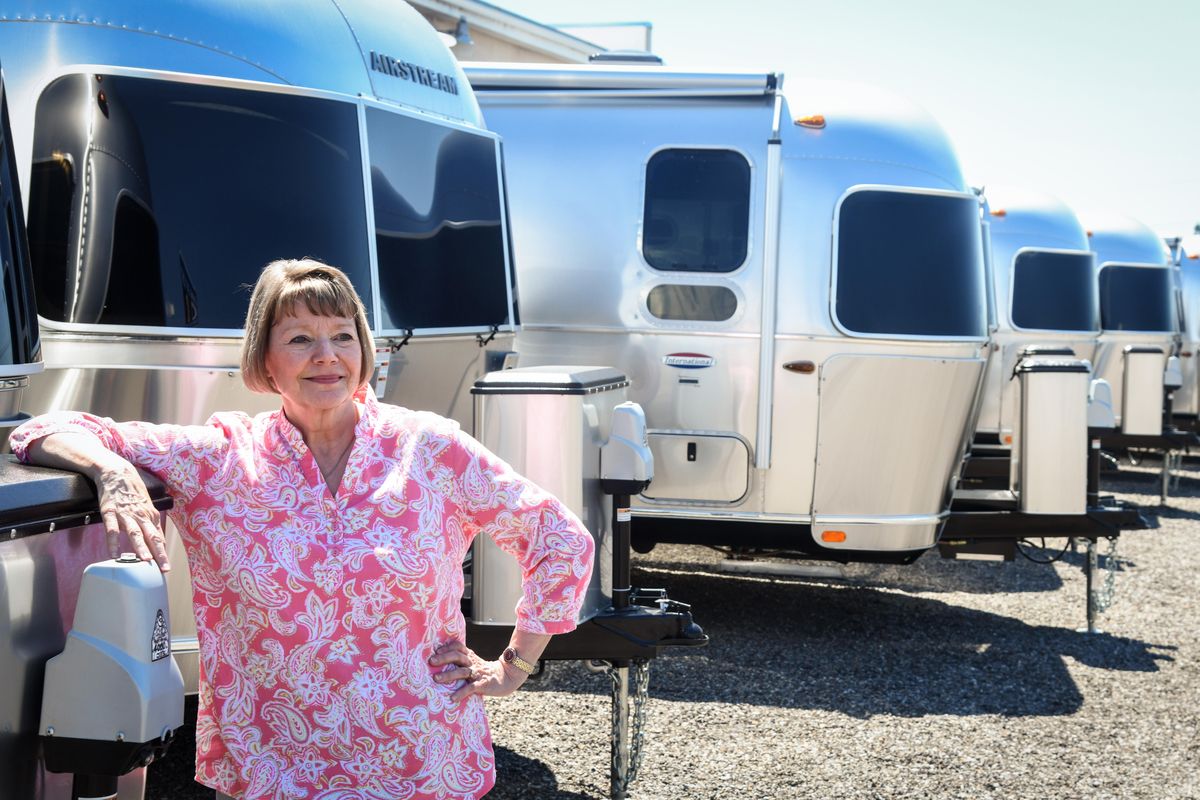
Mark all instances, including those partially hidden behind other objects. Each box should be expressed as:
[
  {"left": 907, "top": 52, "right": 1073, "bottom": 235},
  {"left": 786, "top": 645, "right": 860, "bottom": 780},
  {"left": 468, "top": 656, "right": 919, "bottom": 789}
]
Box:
[{"left": 646, "top": 284, "right": 738, "bottom": 322}]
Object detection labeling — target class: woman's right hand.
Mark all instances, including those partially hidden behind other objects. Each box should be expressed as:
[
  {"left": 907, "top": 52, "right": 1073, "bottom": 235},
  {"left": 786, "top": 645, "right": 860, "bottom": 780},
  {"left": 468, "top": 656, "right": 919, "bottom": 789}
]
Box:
[{"left": 97, "top": 462, "right": 171, "bottom": 572}]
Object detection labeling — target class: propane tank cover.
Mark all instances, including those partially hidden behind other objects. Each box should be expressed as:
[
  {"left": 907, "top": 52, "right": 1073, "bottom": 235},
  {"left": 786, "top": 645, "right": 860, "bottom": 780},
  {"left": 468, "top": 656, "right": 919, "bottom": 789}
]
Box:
[
  {"left": 601, "top": 402, "right": 654, "bottom": 492},
  {"left": 39, "top": 557, "right": 183, "bottom": 765},
  {"left": 1165, "top": 355, "right": 1183, "bottom": 389},
  {"left": 1088, "top": 379, "right": 1116, "bottom": 429}
]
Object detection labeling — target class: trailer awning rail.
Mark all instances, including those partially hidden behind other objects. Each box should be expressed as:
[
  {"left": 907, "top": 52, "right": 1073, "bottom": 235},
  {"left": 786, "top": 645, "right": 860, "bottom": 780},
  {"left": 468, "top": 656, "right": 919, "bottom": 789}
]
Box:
[{"left": 464, "top": 63, "right": 778, "bottom": 97}]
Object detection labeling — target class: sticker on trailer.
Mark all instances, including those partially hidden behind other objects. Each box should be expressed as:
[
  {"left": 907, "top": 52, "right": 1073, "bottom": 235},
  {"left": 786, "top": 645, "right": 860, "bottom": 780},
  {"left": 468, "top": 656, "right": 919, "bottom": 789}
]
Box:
[
  {"left": 663, "top": 353, "right": 715, "bottom": 369},
  {"left": 151, "top": 609, "right": 170, "bottom": 661},
  {"left": 374, "top": 346, "right": 391, "bottom": 395}
]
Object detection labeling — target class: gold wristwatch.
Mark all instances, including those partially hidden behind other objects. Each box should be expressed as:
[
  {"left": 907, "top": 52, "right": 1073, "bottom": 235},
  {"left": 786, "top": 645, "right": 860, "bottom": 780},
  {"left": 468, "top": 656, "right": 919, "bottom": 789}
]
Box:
[{"left": 501, "top": 646, "right": 536, "bottom": 675}]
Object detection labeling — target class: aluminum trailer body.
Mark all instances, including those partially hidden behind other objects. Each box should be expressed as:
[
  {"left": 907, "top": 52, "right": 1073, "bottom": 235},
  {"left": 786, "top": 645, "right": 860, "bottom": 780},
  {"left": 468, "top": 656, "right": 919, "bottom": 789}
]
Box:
[
  {"left": 1085, "top": 212, "right": 1192, "bottom": 451},
  {"left": 971, "top": 186, "right": 1099, "bottom": 446},
  {"left": 0, "top": 0, "right": 522, "bottom": 700},
  {"left": 945, "top": 186, "right": 1147, "bottom": 560},
  {"left": 467, "top": 63, "right": 990, "bottom": 562},
  {"left": 0, "top": 54, "right": 181, "bottom": 799}
]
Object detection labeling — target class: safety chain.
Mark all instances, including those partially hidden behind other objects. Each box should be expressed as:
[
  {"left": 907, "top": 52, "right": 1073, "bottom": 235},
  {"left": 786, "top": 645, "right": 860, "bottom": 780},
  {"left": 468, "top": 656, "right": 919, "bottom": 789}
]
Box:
[
  {"left": 608, "top": 659, "right": 651, "bottom": 798},
  {"left": 1094, "top": 536, "right": 1124, "bottom": 615}
]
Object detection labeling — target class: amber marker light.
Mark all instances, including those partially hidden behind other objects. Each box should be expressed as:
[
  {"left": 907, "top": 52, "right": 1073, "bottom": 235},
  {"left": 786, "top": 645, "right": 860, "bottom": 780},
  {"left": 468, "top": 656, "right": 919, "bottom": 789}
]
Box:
[
  {"left": 1190, "top": 254, "right": 1199, "bottom": 260},
  {"left": 1003, "top": 434, "right": 1013, "bottom": 445},
  {"left": 794, "top": 114, "right": 826, "bottom": 129},
  {"left": 821, "top": 530, "right": 847, "bottom": 543},
  {"left": 990, "top": 208, "right": 1007, "bottom": 217},
  {"left": 783, "top": 360, "right": 816, "bottom": 374}
]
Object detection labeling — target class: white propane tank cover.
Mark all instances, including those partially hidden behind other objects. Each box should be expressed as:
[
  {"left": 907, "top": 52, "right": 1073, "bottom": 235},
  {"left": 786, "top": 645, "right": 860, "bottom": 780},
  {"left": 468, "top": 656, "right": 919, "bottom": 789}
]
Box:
[
  {"left": 601, "top": 402, "right": 654, "bottom": 485},
  {"left": 1122, "top": 347, "right": 1166, "bottom": 436},
  {"left": 1088, "top": 379, "right": 1116, "bottom": 429},
  {"left": 1165, "top": 355, "right": 1183, "bottom": 389},
  {"left": 39, "top": 557, "right": 184, "bottom": 744}
]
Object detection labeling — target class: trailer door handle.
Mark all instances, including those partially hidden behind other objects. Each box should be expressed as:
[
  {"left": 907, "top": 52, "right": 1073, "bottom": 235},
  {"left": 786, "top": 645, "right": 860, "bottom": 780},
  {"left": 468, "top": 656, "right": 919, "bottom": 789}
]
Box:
[{"left": 687, "top": 442, "right": 697, "bottom": 462}]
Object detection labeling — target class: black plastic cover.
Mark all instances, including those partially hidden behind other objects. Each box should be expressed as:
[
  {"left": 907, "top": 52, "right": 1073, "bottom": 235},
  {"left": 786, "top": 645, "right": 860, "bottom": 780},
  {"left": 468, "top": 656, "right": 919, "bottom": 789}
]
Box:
[{"left": 0, "top": 457, "right": 172, "bottom": 538}]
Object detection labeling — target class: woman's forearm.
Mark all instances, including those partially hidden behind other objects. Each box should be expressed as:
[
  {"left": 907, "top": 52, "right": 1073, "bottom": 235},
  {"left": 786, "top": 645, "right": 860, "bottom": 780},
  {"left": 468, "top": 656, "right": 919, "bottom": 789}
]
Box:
[
  {"left": 24, "top": 431, "right": 129, "bottom": 481},
  {"left": 507, "top": 629, "right": 553, "bottom": 666},
  {"left": 24, "top": 431, "right": 171, "bottom": 571}
]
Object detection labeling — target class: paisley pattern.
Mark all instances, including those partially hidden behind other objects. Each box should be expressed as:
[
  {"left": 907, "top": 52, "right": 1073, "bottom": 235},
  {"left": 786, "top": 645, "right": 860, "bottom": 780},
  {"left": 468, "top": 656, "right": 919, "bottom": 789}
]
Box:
[{"left": 12, "top": 388, "right": 594, "bottom": 799}]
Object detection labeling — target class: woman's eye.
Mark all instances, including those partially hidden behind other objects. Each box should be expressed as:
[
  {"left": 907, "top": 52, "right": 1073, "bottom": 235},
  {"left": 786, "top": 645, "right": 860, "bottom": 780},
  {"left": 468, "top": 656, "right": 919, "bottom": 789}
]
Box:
[
  {"left": 289, "top": 335, "right": 311, "bottom": 345},
  {"left": 335, "top": 333, "right": 356, "bottom": 342}
]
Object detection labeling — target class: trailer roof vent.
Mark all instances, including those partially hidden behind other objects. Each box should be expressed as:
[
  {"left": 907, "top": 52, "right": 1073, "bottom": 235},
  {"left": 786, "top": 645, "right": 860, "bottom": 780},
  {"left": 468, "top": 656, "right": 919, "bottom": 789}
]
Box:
[{"left": 589, "top": 50, "right": 664, "bottom": 65}]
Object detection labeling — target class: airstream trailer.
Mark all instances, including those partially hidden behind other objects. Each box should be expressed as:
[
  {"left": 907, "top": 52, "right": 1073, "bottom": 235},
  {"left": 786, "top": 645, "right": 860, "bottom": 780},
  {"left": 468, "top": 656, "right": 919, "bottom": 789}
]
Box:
[
  {"left": 939, "top": 188, "right": 1147, "bottom": 606},
  {"left": 1084, "top": 212, "right": 1195, "bottom": 463},
  {"left": 0, "top": 4, "right": 703, "bottom": 797},
  {"left": 0, "top": 58, "right": 182, "bottom": 800},
  {"left": 466, "top": 63, "right": 990, "bottom": 562}
]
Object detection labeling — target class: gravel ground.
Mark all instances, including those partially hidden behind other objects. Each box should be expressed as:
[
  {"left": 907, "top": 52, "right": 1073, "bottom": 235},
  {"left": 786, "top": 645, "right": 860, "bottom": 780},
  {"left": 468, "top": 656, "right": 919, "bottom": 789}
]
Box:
[{"left": 148, "top": 456, "right": 1200, "bottom": 799}]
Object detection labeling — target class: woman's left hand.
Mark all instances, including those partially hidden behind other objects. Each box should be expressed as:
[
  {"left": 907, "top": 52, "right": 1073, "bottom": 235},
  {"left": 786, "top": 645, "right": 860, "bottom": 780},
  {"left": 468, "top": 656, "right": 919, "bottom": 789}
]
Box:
[{"left": 429, "top": 640, "right": 528, "bottom": 702}]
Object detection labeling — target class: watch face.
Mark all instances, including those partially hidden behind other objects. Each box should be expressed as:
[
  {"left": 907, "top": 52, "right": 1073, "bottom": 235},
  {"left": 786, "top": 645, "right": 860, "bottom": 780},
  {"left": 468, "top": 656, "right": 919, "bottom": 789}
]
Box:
[{"left": 502, "top": 647, "right": 515, "bottom": 662}]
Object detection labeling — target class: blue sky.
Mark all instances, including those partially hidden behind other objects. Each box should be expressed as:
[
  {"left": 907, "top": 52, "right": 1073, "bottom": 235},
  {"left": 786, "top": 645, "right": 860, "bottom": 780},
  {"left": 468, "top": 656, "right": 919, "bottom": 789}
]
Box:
[{"left": 495, "top": 0, "right": 1198, "bottom": 237}]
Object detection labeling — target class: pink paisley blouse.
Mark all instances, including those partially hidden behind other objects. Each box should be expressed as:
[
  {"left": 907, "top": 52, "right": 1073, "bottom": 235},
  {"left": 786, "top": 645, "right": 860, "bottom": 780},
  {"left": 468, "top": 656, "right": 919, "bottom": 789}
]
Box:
[{"left": 11, "top": 387, "right": 595, "bottom": 800}]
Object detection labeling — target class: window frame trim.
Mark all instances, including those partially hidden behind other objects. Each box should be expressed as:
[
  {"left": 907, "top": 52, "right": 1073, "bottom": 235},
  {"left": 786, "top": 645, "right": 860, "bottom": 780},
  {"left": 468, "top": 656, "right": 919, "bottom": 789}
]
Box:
[
  {"left": 27, "top": 64, "right": 516, "bottom": 340},
  {"left": 829, "top": 183, "right": 989, "bottom": 343},
  {"left": 638, "top": 144, "right": 756, "bottom": 276},
  {"left": 1007, "top": 246, "right": 1100, "bottom": 335}
]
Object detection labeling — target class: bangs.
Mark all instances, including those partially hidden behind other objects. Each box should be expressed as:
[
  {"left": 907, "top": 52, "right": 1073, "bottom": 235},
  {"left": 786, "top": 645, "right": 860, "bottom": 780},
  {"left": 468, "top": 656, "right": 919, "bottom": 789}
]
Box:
[{"left": 273, "top": 273, "right": 358, "bottom": 322}]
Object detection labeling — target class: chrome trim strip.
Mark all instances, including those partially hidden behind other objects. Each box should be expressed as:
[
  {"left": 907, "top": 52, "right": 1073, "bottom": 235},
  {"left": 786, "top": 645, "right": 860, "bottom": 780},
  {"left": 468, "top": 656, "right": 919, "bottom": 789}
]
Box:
[
  {"left": 633, "top": 507, "right": 813, "bottom": 523},
  {"left": 358, "top": 102, "right": 383, "bottom": 338},
  {"left": 811, "top": 512, "right": 948, "bottom": 525},
  {"left": 464, "top": 64, "right": 774, "bottom": 93},
  {"left": 953, "top": 489, "right": 1017, "bottom": 502},
  {"left": 0, "top": 362, "right": 43, "bottom": 377},
  {"left": 755, "top": 92, "right": 785, "bottom": 470}
]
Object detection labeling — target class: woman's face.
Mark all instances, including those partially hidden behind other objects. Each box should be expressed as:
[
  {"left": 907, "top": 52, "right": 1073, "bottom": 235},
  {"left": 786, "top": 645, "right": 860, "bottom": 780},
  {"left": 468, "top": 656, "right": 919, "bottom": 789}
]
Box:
[{"left": 265, "top": 304, "right": 362, "bottom": 418}]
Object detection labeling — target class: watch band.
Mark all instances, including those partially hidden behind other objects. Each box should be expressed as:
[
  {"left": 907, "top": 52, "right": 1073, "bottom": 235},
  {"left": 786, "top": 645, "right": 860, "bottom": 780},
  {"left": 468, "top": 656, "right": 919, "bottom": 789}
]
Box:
[{"left": 502, "top": 646, "right": 536, "bottom": 675}]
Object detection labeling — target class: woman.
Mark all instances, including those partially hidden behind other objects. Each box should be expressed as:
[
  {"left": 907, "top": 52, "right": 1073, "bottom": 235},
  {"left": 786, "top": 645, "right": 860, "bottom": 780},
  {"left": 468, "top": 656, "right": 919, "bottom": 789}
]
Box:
[{"left": 11, "top": 259, "right": 595, "bottom": 799}]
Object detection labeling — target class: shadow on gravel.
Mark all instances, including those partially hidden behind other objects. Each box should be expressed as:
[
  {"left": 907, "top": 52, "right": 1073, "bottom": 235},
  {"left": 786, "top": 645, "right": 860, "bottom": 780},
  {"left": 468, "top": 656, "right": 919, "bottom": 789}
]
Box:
[
  {"left": 548, "top": 563, "right": 1179, "bottom": 721},
  {"left": 491, "top": 747, "right": 594, "bottom": 800}
]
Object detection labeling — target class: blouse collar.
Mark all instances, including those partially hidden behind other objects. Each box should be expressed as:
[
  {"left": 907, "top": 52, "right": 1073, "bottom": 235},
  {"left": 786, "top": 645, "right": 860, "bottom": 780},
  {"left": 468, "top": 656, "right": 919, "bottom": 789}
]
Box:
[{"left": 270, "top": 384, "right": 378, "bottom": 455}]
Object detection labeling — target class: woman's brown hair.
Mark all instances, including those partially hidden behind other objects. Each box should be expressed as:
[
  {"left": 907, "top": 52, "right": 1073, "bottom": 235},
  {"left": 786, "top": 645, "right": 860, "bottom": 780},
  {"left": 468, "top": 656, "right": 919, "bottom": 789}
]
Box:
[{"left": 241, "top": 259, "right": 375, "bottom": 394}]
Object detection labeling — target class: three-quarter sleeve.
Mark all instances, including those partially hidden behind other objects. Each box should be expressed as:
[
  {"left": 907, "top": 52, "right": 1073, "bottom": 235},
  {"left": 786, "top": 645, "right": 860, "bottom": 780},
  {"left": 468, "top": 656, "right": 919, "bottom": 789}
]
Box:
[
  {"left": 445, "top": 427, "right": 595, "bottom": 635},
  {"left": 10, "top": 411, "right": 230, "bottom": 506}
]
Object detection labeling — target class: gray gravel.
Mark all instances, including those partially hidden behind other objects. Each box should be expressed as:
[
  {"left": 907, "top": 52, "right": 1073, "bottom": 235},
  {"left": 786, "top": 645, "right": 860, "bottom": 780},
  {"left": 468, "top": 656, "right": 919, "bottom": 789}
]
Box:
[{"left": 149, "top": 456, "right": 1200, "bottom": 799}]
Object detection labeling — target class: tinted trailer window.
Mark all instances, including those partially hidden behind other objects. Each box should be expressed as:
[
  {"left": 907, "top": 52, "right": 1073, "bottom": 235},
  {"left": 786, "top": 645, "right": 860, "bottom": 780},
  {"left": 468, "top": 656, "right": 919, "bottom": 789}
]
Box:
[
  {"left": 642, "top": 149, "right": 750, "bottom": 273},
  {"left": 1099, "top": 265, "right": 1176, "bottom": 332},
  {"left": 1011, "top": 250, "right": 1099, "bottom": 332},
  {"left": 366, "top": 108, "right": 509, "bottom": 331},
  {"left": 27, "top": 74, "right": 372, "bottom": 329},
  {"left": 835, "top": 190, "right": 986, "bottom": 338}
]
